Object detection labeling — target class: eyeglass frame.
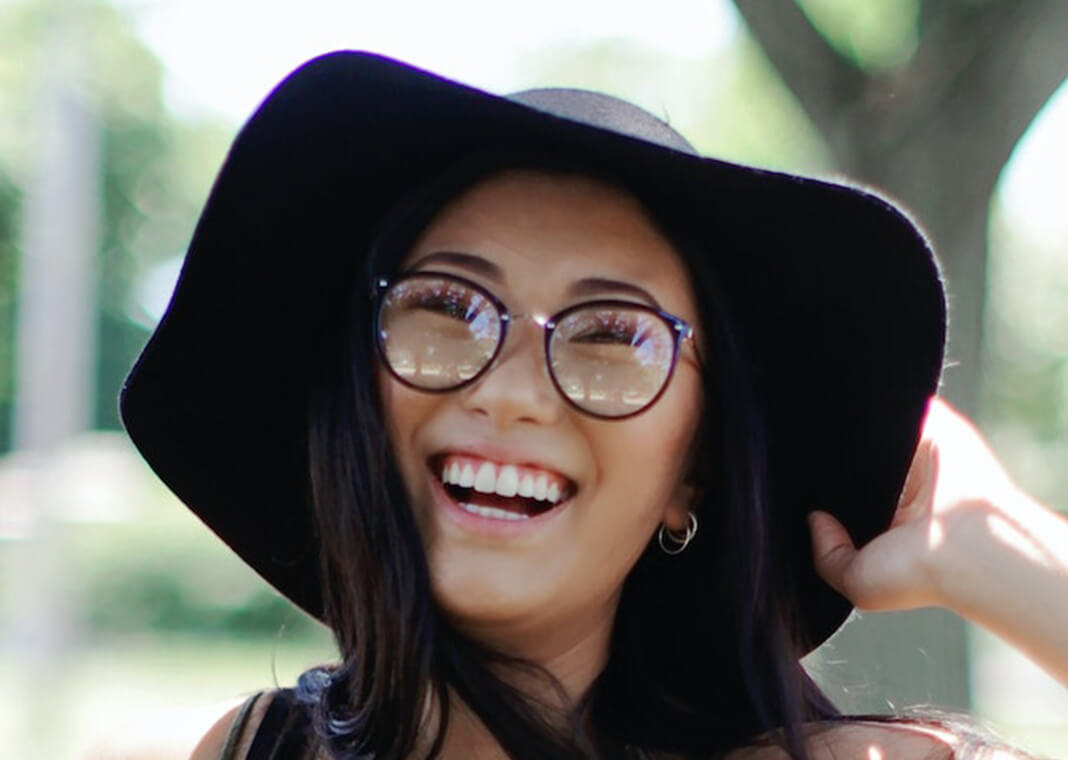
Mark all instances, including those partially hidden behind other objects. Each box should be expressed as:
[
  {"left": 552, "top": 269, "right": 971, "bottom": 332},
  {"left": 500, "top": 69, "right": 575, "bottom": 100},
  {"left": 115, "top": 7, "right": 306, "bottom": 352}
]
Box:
[{"left": 371, "top": 270, "right": 700, "bottom": 420}]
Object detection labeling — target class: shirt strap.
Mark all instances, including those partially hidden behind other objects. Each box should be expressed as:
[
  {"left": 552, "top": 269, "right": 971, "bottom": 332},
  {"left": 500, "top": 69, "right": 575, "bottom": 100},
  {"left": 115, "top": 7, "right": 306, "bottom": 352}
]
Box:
[{"left": 218, "top": 692, "right": 265, "bottom": 760}]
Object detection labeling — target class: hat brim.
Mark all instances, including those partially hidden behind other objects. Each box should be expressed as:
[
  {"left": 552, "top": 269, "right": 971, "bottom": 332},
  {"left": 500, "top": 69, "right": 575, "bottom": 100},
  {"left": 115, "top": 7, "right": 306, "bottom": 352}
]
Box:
[{"left": 120, "top": 51, "right": 945, "bottom": 651}]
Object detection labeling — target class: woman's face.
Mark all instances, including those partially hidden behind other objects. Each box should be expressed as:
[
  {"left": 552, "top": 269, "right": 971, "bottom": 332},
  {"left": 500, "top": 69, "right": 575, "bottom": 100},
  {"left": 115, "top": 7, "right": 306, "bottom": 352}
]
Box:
[{"left": 379, "top": 169, "right": 703, "bottom": 650}]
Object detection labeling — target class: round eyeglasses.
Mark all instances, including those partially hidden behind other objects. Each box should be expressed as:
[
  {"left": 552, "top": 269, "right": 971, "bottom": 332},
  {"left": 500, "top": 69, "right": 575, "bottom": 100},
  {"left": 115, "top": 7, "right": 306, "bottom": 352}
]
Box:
[{"left": 372, "top": 271, "right": 698, "bottom": 419}]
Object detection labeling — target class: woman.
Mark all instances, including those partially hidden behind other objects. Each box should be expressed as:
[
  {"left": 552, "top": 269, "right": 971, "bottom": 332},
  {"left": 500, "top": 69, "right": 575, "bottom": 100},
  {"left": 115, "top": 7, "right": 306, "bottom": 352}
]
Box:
[{"left": 113, "top": 52, "right": 1068, "bottom": 759}]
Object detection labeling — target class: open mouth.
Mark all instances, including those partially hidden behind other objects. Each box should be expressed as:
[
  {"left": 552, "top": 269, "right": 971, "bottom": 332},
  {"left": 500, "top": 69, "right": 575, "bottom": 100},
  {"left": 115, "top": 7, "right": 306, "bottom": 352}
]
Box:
[{"left": 429, "top": 453, "right": 577, "bottom": 521}]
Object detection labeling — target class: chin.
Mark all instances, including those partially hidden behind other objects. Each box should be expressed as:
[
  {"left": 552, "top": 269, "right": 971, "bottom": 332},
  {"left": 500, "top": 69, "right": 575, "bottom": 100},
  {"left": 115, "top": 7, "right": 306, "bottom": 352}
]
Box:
[{"left": 429, "top": 553, "right": 565, "bottom": 629}]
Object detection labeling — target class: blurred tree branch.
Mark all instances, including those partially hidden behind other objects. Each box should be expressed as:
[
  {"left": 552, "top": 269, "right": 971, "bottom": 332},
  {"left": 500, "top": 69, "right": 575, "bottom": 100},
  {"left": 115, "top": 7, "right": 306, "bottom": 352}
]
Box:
[
  {"left": 736, "top": 1, "right": 1068, "bottom": 175},
  {"left": 733, "top": 0, "right": 1068, "bottom": 414},
  {"left": 728, "top": 0, "right": 865, "bottom": 137}
]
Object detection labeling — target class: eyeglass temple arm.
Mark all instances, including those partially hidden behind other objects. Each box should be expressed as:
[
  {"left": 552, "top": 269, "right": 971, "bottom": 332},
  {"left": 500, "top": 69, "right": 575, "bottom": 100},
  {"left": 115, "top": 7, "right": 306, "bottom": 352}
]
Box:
[{"left": 680, "top": 325, "right": 705, "bottom": 372}]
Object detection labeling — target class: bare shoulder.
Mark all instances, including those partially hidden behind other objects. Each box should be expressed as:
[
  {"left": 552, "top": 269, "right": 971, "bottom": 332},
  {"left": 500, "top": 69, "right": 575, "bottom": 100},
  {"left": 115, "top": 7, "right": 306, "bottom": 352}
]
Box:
[
  {"left": 78, "top": 693, "right": 273, "bottom": 760},
  {"left": 190, "top": 692, "right": 274, "bottom": 760},
  {"left": 726, "top": 720, "right": 963, "bottom": 760},
  {"left": 806, "top": 721, "right": 960, "bottom": 759}
]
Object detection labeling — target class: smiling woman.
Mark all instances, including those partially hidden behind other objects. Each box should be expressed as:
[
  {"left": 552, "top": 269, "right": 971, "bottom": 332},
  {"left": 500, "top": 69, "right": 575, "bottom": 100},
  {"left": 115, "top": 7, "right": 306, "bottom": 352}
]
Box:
[
  {"left": 103, "top": 52, "right": 1068, "bottom": 760},
  {"left": 376, "top": 169, "right": 701, "bottom": 658}
]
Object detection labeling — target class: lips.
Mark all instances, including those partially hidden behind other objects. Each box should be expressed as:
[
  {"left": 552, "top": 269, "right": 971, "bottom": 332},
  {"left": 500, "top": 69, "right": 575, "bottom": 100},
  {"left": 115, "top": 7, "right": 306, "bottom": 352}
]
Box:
[{"left": 429, "top": 453, "right": 577, "bottom": 521}]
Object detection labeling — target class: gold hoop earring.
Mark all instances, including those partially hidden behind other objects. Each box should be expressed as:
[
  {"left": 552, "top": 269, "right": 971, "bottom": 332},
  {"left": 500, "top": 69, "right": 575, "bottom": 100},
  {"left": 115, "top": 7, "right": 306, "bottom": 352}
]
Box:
[{"left": 658, "top": 511, "right": 698, "bottom": 556}]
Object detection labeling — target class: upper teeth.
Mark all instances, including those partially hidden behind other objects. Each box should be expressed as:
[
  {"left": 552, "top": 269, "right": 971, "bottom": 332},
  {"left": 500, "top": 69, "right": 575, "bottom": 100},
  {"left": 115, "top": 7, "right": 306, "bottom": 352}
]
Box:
[{"left": 441, "top": 458, "right": 566, "bottom": 505}]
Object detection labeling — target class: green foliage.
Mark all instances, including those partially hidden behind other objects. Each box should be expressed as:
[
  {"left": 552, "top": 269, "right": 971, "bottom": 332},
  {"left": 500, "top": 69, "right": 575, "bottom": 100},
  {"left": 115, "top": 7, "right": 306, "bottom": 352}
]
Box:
[
  {"left": 0, "top": 172, "right": 20, "bottom": 453},
  {"left": 981, "top": 206, "right": 1068, "bottom": 507},
  {"left": 719, "top": 36, "right": 832, "bottom": 172},
  {"left": 796, "top": 0, "right": 920, "bottom": 72},
  {"left": 0, "top": 0, "right": 234, "bottom": 445},
  {"left": 71, "top": 511, "right": 325, "bottom": 639},
  {"left": 0, "top": 0, "right": 306, "bottom": 641}
]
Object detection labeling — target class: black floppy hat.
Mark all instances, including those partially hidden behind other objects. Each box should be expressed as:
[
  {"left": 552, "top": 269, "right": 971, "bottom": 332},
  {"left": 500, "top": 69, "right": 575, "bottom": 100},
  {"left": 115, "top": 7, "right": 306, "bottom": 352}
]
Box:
[{"left": 120, "top": 51, "right": 946, "bottom": 651}]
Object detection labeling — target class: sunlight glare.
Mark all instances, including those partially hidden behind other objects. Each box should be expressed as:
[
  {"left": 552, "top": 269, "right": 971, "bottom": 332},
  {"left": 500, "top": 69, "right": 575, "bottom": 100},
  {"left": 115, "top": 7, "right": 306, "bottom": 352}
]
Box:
[{"left": 998, "top": 77, "right": 1068, "bottom": 247}]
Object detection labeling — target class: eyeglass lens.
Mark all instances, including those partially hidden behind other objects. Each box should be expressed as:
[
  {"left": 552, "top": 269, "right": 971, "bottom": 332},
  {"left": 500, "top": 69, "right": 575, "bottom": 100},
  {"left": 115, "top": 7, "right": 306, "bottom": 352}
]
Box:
[{"left": 376, "top": 274, "right": 678, "bottom": 417}]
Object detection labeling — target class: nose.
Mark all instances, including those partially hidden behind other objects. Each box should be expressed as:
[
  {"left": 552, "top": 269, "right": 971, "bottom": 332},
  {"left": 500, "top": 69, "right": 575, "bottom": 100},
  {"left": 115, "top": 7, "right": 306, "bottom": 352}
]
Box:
[{"left": 459, "top": 319, "right": 562, "bottom": 428}]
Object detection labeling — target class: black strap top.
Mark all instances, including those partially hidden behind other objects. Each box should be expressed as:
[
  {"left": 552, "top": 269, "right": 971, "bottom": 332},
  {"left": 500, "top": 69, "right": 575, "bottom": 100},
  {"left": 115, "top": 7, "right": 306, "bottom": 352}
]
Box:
[
  {"left": 221, "top": 689, "right": 661, "bottom": 759},
  {"left": 221, "top": 689, "right": 314, "bottom": 760}
]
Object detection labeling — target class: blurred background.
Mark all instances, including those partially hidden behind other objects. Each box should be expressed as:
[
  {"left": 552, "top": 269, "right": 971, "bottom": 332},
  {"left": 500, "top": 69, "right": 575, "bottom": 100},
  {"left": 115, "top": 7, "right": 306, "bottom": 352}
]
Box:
[{"left": 1, "top": 0, "right": 1067, "bottom": 757}]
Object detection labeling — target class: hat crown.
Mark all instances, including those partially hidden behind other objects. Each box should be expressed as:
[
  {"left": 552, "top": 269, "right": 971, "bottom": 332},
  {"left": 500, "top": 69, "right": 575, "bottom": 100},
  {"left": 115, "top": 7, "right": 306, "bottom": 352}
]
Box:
[{"left": 508, "top": 88, "right": 698, "bottom": 156}]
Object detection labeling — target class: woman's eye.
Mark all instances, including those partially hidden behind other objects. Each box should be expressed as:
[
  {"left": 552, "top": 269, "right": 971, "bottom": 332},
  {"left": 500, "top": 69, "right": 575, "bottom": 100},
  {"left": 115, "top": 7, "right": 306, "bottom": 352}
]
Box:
[
  {"left": 569, "top": 316, "right": 643, "bottom": 345},
  {"left": 571, "top": 326, "right": 635, "bottom": 345},
  {"left": 401, "top": 286, "right": 482, "bottom": 322},
  {"left": 418, "top": 296, "right": 474, "bottom": 320}
]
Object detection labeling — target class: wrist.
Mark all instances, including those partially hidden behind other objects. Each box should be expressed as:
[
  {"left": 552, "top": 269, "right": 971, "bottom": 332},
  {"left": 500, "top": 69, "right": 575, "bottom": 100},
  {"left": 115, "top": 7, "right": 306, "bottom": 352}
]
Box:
[
  {"left": 928, "top": 489, "right": 1066, "bottom": 621},
  {"left": 923, "top": 497, "right": 998, "bottom": 615}
]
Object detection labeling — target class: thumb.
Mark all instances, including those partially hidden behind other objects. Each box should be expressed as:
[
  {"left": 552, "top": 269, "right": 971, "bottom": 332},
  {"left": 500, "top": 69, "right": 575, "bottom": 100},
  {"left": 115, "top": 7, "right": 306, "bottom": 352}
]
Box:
[{"left": 808, "top": 510, "right": 857, "bottom": 597}]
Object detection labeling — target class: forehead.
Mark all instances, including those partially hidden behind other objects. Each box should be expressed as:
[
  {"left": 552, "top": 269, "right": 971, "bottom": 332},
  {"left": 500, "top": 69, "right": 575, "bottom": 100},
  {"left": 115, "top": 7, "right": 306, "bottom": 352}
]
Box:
[{"left": 402, "top": 169, "right": 698, "bottom": 314}]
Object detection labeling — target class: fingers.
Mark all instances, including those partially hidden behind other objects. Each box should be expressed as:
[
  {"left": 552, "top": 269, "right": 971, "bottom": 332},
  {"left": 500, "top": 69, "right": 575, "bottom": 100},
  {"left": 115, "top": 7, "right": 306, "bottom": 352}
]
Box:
[
  {"left": 809, "top": 508, "right": 938, "bottom": 611},
  {"left": 891, "top": 437, "right": 938, "bottom": 527},
  {"left": 921, "top": 395, "right": 1016, "bottom": 509},
  {"left": 808, "top": 510, "right": 856, "bottom": 597},
  {"left": 807, "top": 396, "right": 1011, "bottom": 614}
]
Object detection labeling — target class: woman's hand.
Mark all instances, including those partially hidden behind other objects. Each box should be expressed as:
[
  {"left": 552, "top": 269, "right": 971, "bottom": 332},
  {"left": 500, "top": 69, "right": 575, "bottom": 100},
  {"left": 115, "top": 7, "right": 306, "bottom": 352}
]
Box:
[
  {"left": 808, "top": 396, "right": 1068, "bottom": 687},
  {"left": 809, "top": 396, "right": 1017, "bottom": 611}
]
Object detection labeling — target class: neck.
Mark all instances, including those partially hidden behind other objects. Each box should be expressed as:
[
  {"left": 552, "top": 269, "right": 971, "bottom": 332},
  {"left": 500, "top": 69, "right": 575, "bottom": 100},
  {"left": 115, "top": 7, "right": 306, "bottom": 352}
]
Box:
[
  {"left": 462, "top": 588, "right": 619, "bottom": 703},
  {"left": 423, "top": 593, "right": 620, "bottom": 758}
]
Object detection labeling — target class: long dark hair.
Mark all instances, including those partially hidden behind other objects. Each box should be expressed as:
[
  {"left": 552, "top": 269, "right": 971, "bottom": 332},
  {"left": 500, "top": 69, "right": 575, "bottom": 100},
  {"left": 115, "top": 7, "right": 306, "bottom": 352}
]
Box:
[{"left": 296, "top": 149, "right": 839, "bottom": 759}]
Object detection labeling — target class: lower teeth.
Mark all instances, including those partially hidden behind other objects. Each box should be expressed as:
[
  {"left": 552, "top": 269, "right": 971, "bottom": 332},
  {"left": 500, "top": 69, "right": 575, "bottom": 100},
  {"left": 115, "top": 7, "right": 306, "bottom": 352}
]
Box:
[{"left": 458, "top": 502, "right": 530, "bottom": 521}]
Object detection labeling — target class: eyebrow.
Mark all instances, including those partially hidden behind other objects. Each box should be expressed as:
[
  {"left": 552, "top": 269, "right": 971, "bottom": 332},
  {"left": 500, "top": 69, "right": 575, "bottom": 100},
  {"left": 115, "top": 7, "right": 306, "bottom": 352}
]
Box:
[
  {"left": 407, "top": 251, "right": 502, "bottom": 281},
  {"left": 407, "top": 250, "right": 662, "bottom": 309}
]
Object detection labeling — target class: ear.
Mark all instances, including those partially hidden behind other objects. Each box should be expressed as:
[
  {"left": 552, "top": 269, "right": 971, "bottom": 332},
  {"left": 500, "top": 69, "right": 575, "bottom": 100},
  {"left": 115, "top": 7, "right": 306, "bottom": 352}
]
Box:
[
  {"left": 662, "top": 480, "right": 697, "bottom": 532},
  {"left": 664, "top": 428, "right": 706, "bottom": 531}
]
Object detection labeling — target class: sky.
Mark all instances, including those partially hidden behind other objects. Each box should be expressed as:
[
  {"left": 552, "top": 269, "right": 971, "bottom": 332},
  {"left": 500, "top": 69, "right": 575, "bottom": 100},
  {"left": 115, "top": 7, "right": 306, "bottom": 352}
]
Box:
[
  {"left": 118, "top": 0, "right": 736, "bottom": 121},
  {"left": 114, "top": 0, "right": 1067, "bottom": 245}
]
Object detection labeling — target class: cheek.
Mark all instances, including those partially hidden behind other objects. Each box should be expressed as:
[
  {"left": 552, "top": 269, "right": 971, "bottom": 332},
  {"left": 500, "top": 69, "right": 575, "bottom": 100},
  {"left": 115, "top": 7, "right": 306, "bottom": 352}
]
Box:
[
  {"left": 584, "top": 428, "right": 688, "bottom": 552},
  {"left": 595, "top": 375, "right": 700, "bottom": 499},
  {"left": 377, "top": 372, "right": 436, "bottom": 517},
  {"left": 579, "top": 374, "right": 702, "bottom": 557}
]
